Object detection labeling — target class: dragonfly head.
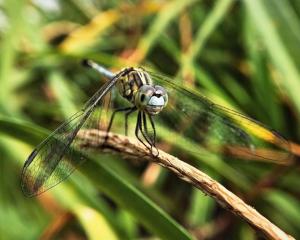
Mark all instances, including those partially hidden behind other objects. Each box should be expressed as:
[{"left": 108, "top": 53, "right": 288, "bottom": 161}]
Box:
[{"left": 135, "top": 85, "right": 168, "bottom": 115}]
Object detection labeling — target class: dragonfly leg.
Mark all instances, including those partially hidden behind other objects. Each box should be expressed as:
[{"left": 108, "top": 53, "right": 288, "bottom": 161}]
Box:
[
  {"left": 147, "top": 114, "right": 159, "bottom": 157},
  {"left": 124, "top": 107, "right": 137, "bottom": 136},
  {"left": 142, "top": 112, "right": 154, "bottom": 146},
  {"left": 148, "top": 115, "right": 156, "bottom": 146},
  {"left": 140, "top": 112, "right": 154, "bottom": 147},
  {"left": 134, "top": 112, "right": 158, "bottom": 156},
  {"left": 139, "top": 112, "right": 158, "bottom": 155},
  {"left": 135, "top": 111, "right": 150, "bottom": 150},
  {"left": 135, "top": 111, "right": 152, "bottom": 151},
  {"left": 105, "top": 107, "right": 132, "bottom": 142}
]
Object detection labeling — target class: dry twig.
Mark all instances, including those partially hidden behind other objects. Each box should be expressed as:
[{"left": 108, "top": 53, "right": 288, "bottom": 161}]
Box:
[{"left": 79, "top": 129, "right": 295, "bottom": 240}]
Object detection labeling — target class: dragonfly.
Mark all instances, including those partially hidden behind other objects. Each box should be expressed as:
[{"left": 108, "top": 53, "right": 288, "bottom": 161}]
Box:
[{"left": 21, "top": 60, "right": 292, "bottom": 197}]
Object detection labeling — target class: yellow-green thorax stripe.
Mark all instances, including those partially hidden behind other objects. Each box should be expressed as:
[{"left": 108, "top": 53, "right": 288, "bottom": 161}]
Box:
[{"left": 117, "top": 68, "right": 152, "bottom": 103}]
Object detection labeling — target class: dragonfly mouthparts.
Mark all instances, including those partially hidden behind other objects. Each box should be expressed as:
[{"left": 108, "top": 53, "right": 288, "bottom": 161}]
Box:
[{"left": 148, "top": 95, "right": 165, "bottom": 106}]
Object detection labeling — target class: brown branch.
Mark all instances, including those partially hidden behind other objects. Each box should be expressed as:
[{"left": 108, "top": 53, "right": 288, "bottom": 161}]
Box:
[{"left": 78, "top": 129, "right": 295, "bottom": 240}]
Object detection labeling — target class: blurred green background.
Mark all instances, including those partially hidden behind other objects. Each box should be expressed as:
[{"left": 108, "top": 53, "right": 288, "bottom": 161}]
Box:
[{"left": 1, "top": 0, "right": 300, "bottom": 239}]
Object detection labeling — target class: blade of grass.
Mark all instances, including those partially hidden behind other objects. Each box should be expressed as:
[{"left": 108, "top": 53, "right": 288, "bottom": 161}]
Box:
[
  {"left": 244, "top": 0, "right": 300, "bottom": 115},
  {"left": 181, "top": 0, "right": 235, "bottom": 76},
  {"left": 52, "top": 184, "right": 119, "bottom": 240},
  {"left": 266, "top": 0, "right": 300, "bottom": 67},
  {"left": 244, "top": 15, "right": 284, "bottom": 128},
  {"left": 0, "top": 137, "right": 49, "bottom": 240},
  {"left": 131, "top": 0, "right": 198, "bottom": 63},
  {"left": 0, "top": 0, "right": 25, "bottom": 114},
  {"left": 187, "top": 168, "right": 217, "bottom": 226},
  {"left": 264, "top": 190, "right": 300, "bottom": 232},
  {"left": 81, "top": 157, "right": 193, "bottom": 240},
  {"left": 49, "top": 71, "right": 79, "bottom": 117},
  {"left": 59, "top": 9, "right": 120, "bottom": 53}
]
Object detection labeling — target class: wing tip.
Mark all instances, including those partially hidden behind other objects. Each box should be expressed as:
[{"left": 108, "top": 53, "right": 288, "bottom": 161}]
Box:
[{"left": 20, "top": 178, "right": 37, "bottom": 198}]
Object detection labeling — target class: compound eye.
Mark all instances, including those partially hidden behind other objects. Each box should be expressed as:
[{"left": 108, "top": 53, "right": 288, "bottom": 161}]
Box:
[
  {"left": 154, "top": 85, "right": 166, "bottom": 95},
  {"left": 139, "top": 86, "right": 154, "bottom": 98},
  {"left": 136, "top": 85, "right": 155, "bottom": 108},
  {"left": 163, "top": 93, "right": 168, "bottom": 102},
  {"left": 155, "top": 85, "right": 164, "bottom": 91}
]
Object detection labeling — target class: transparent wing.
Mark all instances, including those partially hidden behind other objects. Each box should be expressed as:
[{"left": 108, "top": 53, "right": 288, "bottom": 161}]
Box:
[
  {"left": 21, "top": 75, "right": 119, "bottom": 197},
  {"left": 149, "top": 71, "right": 292, "bottom": 164}
]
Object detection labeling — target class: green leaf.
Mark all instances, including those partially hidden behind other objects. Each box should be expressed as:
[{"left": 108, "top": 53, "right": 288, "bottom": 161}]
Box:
[
  {"left": 182, "top": 0, "right": 235, "bottom": 74},
  {"left": 137, "top": 0, "right": 198, "bottom": 59},
  {"left": 264, "top": 190, "right": 300, "bottom": 231},
  {"left": 244, "top": 0, "right": 300, "bottom": 114}
]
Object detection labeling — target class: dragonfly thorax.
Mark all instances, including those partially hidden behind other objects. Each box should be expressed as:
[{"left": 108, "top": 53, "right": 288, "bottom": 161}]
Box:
[{"left": 117, "top": 68, "right": 168, "bottom": 115}]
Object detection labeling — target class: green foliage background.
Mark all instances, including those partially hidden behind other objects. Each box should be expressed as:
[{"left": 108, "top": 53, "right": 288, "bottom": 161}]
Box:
[{"left": 0, "top": 0, "right": 300, "bottom": 239}]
